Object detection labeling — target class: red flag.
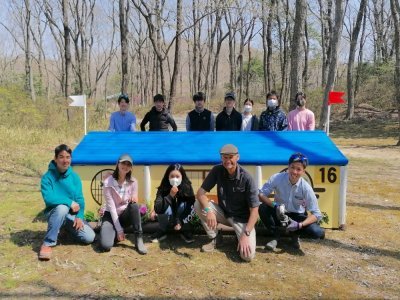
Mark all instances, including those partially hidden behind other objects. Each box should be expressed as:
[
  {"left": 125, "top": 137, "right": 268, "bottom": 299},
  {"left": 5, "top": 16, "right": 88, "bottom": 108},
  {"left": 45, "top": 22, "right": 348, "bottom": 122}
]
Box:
[{"left": 328, "top": 91, "right": 345, "bottom": 105}]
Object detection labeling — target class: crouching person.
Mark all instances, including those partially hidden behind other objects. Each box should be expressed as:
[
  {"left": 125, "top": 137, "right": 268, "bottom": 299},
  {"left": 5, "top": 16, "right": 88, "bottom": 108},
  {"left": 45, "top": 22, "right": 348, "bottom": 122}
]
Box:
[
  {"left": 258, "top": 152, "right": 325, "bottom": 251},
  {"left": 194, "top": 144, "right": 259, "bottom": 262},
  {"left": 100, "top": 154, "right": 147, "bottom": 254},
  {"left": 39, "top": 144, "right": 95, "bottom": 261}
]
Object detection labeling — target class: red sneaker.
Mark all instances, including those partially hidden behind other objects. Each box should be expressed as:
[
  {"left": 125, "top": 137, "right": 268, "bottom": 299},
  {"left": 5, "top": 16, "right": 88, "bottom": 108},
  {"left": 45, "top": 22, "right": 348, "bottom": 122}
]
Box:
[{"left": 38, "top": 244, "right": 52, "bottom": 261}]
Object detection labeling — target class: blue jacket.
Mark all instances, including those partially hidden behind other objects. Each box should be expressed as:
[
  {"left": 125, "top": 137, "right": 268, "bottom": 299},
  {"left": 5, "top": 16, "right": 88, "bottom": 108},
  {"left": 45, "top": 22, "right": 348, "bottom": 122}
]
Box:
[
  {"left": 259, "top": 107, "right": 288, "bottom": 131},
  {"left": 41, "top": 161, "right": 85, "bottom": 219}
]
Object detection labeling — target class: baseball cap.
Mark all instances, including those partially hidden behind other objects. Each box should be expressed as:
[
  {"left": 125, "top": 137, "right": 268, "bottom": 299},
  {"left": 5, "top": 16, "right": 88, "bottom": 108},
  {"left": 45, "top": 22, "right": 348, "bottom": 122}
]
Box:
[
  {"left": 224, "top": 92, "right": 236, "bottom": 101},
  {"left": 220, "top": 144, "right": 238, "bottom": 155},
  {"left": 118, "top": 154, "right": 133, "bottom": 164}
]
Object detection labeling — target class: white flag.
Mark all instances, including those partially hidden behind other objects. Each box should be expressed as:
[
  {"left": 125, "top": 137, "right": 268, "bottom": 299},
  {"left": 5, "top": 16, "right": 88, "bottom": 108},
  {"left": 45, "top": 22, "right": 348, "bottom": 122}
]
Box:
[{"left": 69, "top": 95, "right": 86, "bottom": 107}]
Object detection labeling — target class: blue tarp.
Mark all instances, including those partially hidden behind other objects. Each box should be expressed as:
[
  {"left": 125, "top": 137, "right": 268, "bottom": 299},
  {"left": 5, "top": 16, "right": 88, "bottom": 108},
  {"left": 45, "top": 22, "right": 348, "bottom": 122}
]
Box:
[{"left": 71, "top": 131, "right": 348, "bottom": 166}]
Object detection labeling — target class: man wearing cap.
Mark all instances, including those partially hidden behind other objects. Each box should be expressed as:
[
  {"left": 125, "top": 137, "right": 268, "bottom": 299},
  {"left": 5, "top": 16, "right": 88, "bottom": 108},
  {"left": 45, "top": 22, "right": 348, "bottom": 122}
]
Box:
[
  {"left": 194, "top": 144, "right": 260, "bottom": 262},
  {"left": 215, "top": 92, "right": 242, "bottom": 131},
  {"left": 109, "top": 94, "right": 137, "bottom": 131},
  {"left": 258, "top": 152, "right": 325, "bottom": 251},
  {"left": 186, "top": 92, "right": 215, "bottom": 131}
]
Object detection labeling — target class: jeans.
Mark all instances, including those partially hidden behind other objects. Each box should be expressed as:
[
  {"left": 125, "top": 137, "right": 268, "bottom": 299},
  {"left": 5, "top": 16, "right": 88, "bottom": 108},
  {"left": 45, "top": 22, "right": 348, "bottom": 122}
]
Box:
[
  {"left": 258, "top": 203, "right": 325, "bottom": 239},
  {"left": 157, "top": 202, "right": 194, "bottom": 232},
  {"left": 100, "top": 202, "right": 143, "bottom": 250},
  {"left": 194, "top": 200, "right": 256, "bottom": 262},
  {"left": 43, "top": 204, "right": 95, "bottom": 247}
]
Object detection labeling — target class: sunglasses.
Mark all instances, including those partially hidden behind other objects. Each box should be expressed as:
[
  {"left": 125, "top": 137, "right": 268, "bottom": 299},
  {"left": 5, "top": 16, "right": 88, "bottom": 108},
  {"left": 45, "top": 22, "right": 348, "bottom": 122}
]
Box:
[{"left": 289, "top": 153, "right": 308, "bottom": 167}]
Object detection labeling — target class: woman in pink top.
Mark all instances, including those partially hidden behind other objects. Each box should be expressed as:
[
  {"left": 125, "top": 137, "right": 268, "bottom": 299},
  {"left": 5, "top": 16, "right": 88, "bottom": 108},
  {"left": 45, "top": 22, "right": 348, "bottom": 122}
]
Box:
[
  {"left": 99, "top": 154, "right": 147, "bottom": 254},
  {"left": 287, "top": 92, "right": 315, "bottom": 131}
]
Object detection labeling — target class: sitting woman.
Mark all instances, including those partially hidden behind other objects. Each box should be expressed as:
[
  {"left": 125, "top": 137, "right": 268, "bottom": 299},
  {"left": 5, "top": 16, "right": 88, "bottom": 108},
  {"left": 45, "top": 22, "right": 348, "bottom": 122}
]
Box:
[
  {"left": 100, "top": 154, "right": 147, "bottom": 254},
  {"left": 151, "top": 164, "right": 196, "bottom": 244}
]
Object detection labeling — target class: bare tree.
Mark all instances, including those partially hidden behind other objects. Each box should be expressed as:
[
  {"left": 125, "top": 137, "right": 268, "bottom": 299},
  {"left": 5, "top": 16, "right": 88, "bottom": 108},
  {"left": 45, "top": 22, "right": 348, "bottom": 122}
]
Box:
[
  {"left": 289, "top": 0, "right": 306, "bottom": 110},
  {"left": 319, "top": 0, "right": 345, "bottom": 130},
  {"left": 62, "top": 0, "right": 71, "bottom": 98},
  {"left": 119, "top": 0, "right": 129, "bottom": 94},
  {"left": 390, "top": 0, "right": 400, "bottom": 146},
  {"left": 346, "top": 0, "right": 367, "bottom": 120}
]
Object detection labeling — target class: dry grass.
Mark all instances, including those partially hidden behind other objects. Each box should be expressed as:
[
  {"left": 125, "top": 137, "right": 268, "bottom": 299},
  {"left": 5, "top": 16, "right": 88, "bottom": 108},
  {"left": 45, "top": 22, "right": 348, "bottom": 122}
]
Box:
[{"left": 0, "top": 117, "right": 399, "bottom": 299}]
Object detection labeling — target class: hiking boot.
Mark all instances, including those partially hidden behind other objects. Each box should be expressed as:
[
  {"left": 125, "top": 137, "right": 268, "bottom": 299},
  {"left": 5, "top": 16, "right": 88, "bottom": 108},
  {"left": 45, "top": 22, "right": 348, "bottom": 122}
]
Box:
[
  {"left": 201, "top": 231, "right": 223, "bottom": 252},
  {"left": 151, "top": 230, "right": 167, "bottom": 243},
  {"left": 291, "top": 235, "right": 301, "bottom": 250},
  {"left": 134, "top": 233, "right": 148, "bottom": 255},
  {"left": 265, "top": 239, "right": 278, "bottom": 251},
  {"left": 38, "top": 244, "right": 52, "bottom": 261},
  {"left": 180, "top": 231, "right": 194, "bottom": 244}
]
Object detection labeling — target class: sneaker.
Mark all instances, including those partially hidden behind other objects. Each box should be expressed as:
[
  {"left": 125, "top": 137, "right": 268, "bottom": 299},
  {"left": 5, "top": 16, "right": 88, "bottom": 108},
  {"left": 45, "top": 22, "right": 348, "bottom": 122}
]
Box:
[
  {"left": 38, "top": 244, "right": 52, "bottom": 261},
  {"left": 180, "top": 231, "right": 194, "bottom": 244},
  {"left": 151, "top": 230, "right": 167, "bottom": 243},
  {"left": 291, "top": 236, "right": 301, "bottom": 250},
  {"left": 265, "top": 239, "right": 278, "bottom": 251},
  {"left": 201, "top": 231, "right": 223, "bottom": 252}
]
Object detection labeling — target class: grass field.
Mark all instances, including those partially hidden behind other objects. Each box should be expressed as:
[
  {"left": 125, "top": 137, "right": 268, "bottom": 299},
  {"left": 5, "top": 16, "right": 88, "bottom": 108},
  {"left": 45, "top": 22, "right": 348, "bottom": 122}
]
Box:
[{"left": 0, "top": 118, "right": 399, "bottom": 299}]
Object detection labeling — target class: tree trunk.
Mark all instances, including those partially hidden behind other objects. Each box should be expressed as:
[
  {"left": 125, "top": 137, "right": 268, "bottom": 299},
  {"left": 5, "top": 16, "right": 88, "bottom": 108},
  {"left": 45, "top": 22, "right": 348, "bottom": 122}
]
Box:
[
  {"left": 289, "top": 0, "right": 306, "bottom": 110},
  {"left": 24, "top": 0, "right": 36, "bottom": 102},
  {"left": 119, "top": 0, "right": 129, "bottom": 94},
  {"left": 319, "top": 0, "right": 345, "bottom": 130},
  {"left": 390, "top": 0, "right": 400, "bottom": 146},
  {"left": 346, "top": 0, "right": 367, "bottom": 120},
  {"left": 168, "top": 0, "right": 182, "bottom": 112},
  {"left": 261, "top": 0, "right": 268, "bottom": 94}
]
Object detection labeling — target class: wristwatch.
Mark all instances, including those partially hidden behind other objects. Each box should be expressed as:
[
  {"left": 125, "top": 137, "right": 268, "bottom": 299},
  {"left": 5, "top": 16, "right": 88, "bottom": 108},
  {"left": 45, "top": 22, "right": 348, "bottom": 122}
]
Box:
[{"left": 244, "top": 230, "right": 251, "bottom": 236}]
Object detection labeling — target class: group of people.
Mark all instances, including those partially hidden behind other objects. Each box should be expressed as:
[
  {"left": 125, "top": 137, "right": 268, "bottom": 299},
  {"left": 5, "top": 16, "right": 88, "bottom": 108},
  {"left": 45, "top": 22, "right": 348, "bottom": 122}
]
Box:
[
  {"left": 39, "top": 143, "right": 325, "bottom": 262},
  {"left": 109, "top": 91, "right": 315, "bottom": 132}
]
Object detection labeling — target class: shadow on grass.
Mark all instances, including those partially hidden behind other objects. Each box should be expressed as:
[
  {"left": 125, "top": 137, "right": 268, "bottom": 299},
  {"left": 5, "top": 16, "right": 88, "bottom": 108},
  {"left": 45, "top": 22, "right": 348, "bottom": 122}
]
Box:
[
  {"left": 347, "top": 202, "right": 400, "bottom": 211},
  {"left": 9, "top": 229, "right": 45, "bottom": 253},
  {"left": 323, "top": 238, "right": 400, "bottom": 260}
]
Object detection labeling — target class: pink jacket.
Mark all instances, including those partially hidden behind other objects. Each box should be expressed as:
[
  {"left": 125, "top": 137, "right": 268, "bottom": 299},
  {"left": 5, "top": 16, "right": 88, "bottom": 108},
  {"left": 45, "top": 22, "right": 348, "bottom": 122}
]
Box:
[{"left": 103, "top": 175, "right": 138, "bottom": 233}]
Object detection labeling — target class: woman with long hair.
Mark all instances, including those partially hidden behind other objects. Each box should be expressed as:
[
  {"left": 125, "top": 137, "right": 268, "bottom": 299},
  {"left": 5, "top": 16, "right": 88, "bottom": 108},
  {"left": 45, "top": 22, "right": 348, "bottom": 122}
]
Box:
[
  {"left": 100, "top": 154, "right": 147, "bottom": 254},
  {"left": 151, "top": 164, "right": 196, "bottom": 243}
]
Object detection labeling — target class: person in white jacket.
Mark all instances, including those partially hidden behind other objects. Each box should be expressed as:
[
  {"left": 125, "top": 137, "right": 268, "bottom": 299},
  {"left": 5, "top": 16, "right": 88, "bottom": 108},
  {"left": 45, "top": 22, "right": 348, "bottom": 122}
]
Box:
[{"left": 99, "top": 154, "right": 147, "bottom": 254}]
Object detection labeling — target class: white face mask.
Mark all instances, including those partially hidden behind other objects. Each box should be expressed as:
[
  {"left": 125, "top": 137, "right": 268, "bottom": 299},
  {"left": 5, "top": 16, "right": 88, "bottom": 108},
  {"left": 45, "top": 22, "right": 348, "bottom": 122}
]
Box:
[
  {"left": 267, "top": 99, "right": 278, "bottom": 108},
  {"left": 169, "top": 177, "right": 182, "bottom": 187},
  {"left": 244, "top": 105, "right": 252, "bottom": 113}
]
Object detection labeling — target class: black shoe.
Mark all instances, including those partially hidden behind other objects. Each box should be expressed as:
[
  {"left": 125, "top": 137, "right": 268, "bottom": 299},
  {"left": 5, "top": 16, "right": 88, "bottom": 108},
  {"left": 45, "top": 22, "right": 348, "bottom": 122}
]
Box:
[
  {"left": 291, "top": 235, "right": 301, "bottom": 250},
  {"left": 151, "top": 230, "right": 167, "bottom": 243},
  {"left": 180, "top": 231, "right": 194, "bottom": 244}
]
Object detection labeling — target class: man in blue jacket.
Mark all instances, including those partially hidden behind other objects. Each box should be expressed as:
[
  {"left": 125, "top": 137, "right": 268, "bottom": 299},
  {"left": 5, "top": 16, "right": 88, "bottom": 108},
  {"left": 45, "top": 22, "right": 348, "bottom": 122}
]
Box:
[{"left": 39, "top": 144, "right": 95, "bottom": 260}]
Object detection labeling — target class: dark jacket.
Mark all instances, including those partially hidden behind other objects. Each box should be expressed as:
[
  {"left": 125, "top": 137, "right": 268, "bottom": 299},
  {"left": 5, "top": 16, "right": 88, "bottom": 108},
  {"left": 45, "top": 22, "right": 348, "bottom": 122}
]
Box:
[
  {"left": 215, "top": 108, "right": 242, "bottom": 131},
  {"left": 187, "top": 109, "right": 213, "bottom": 131},
  {"left": 140, "top": 106, "right": 177, "bottom": 131},
  {"left": 249, "top": 115, "right": 259, "bottom": 131},
  {"left": 259, "top": 107, "right": 288, "bottom": 131}
]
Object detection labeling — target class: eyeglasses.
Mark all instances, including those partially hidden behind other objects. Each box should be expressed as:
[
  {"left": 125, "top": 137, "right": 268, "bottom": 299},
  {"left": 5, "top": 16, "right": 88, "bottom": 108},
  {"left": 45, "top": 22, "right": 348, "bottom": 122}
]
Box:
[{"left": 289, "top": 153, "right": 308, "bottom": 167}]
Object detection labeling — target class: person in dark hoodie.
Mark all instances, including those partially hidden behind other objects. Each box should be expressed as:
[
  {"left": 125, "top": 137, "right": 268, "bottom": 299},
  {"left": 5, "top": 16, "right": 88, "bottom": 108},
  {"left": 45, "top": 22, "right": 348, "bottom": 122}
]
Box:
[
  {"left": 140, "top": 94, "right": 177, "bottom": 131},
  {"left": 259, "top": 91, "right": 288, "bottom": 131},
  {"left": 215, "top": 92, "right": 242, "bottom": 131},
  {"left": 39, "top": 144, "right": 95, "bottom": 261}
]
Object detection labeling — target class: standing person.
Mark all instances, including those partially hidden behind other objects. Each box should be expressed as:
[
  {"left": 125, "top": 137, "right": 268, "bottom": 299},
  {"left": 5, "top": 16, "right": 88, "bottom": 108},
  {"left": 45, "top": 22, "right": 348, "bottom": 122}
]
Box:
[
  {"left": 99, "top": 154, "right": 147, "bottom": 254},
  {"left": 194, "top": 144, "right": 260, "bottom": 262},
  {"left": 109, "top": 94, "right": 137, "bottom": 131},
  {"left": 140, "top": 94, "right": 177, "bottom": 131},
  {"left": 215, "top": 92, "right": 242, "bottom": 131},
  {"left": 258, "top": 153, "right": 325, "bottom": 251},
  {"left": 259, "top": 91, "right": 288, "bottom": 131},
  {"left": 287, "top": 92, "right": 315, "bottom": 131},
  {"left": 241, "top": 98, "right": 259, "bottom": 131},
  {"left": 151, "top": 164, "right": 196, "bottom": 243},
  {"left": 39, "top": 144, "right": 95, "bottom": 261},
  {"left": 186, "top": 92, "right": 215, "bottom": 131}
]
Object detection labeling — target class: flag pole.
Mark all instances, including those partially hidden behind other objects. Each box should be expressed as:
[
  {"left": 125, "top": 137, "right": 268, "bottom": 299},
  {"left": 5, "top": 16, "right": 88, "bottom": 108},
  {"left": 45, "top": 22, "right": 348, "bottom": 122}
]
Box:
[
  {"left": 327, "top": 104, "right": 331, "bottom": 136},
  {"left": 84, "top": 95, "right": 87, "bottom": 135}
]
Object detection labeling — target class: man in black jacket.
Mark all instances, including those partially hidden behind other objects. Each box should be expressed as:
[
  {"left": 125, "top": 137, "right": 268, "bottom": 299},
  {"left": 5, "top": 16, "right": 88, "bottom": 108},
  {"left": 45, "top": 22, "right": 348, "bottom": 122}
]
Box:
[
  {"left": 215, "top": 92, "right": 242, "bottom": 131},
  {"left": 186, "top": 92, "right": 215, "bottom": 131},
  {"left": 140, "top": 94, "right": 177, "bottom": 131}
]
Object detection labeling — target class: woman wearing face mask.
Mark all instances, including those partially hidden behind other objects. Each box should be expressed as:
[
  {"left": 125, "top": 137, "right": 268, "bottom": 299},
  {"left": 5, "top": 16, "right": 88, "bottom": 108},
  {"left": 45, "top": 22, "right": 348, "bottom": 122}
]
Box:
[
  {"left": 287, "top": 92, "right": 315, "bottom": 131},
  {"left": 241, "top": 99, "right": 259, "bottom": 131},
  {"left": 151, "top": 164, "right": 196, "bottom": 243},
  {"left": 100, "top": 154, "right": 147, "bottom": 254},
  {"left": 258, "top": 91, "right": 288, "bottom": 131}
]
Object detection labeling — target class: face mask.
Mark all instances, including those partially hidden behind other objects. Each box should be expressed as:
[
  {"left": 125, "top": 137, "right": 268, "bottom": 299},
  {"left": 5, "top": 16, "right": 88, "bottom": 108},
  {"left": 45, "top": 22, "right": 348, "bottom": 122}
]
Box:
[
  {"left": 296, "top": 99, "right": 306, "bottom": 107},
  {"left": 267, "top": 99, "right": 278, "bottom": 109},
  {"left": 169, "top": 177, "right": 182, "bottom": 187},
  {"left": 244, "top": 105, "right": 252, "bottom": 113}
]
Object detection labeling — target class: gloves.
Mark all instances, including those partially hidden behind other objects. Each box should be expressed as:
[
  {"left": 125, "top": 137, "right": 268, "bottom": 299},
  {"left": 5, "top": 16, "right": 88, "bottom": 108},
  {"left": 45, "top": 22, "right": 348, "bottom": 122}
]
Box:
[{"left": 287, "top": 219, "right": 303, "bottom": 232}]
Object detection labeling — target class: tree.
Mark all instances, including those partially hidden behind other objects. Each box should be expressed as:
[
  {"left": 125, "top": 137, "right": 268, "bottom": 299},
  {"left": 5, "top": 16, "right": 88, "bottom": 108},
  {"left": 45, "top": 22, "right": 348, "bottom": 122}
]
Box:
[
  {"left": 390, "top": 0, "right": 400, "bottom": 146},
  {"left": 319, "top": 0, "right": 345, "bottom": 130},
  {"left": 119, "top": 0, "right": 129, "bottom": 94}
]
